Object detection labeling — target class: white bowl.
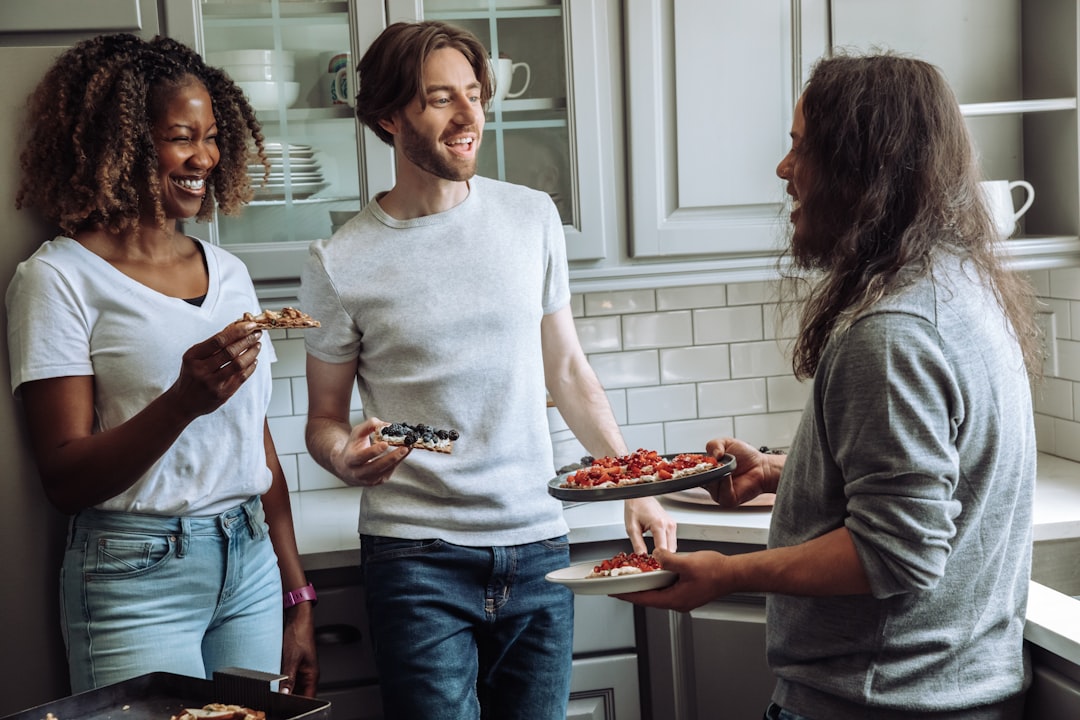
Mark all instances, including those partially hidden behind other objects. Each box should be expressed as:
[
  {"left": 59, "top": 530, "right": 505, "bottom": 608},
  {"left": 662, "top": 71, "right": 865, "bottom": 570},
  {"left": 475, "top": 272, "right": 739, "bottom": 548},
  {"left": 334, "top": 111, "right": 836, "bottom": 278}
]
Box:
[
  {"left": 208, "top": 49, "right": 295, "bottom": 67},
  {"left": 238, "top": 81, "right": 300, "bottom": 112},
  {"left": 224, "top": 63, "right": 296, "bottom": 82}
]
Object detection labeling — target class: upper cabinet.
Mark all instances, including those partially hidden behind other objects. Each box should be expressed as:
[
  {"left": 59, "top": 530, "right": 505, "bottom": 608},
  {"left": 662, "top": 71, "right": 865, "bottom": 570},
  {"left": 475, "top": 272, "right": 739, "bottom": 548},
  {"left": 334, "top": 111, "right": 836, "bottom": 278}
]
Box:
[
  {"left": 624, "top": 0, "right": 804, "bottom": 261},
  {"left": 386, "top": 0, "right": 615, "bottom": 263},
  {"left": 828, "top": 0, "right": 1080, "bottom": 270},
  {"left": 185, "top": 0, "right": 614, "bottom": 287}
]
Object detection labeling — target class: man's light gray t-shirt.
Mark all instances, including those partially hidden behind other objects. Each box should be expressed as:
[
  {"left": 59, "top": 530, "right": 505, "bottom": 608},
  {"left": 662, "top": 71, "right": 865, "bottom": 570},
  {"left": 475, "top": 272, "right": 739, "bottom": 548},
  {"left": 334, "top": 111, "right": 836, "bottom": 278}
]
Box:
[{"left": 300, "top": 176, "right": 571, "bottom": 546}]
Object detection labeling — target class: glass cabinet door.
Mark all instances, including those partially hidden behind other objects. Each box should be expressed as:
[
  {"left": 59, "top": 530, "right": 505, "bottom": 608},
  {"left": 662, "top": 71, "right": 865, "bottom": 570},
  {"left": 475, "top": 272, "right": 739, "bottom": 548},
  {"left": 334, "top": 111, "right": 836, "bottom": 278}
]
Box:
[
  {"left": 395, "top": 0, "right": 611, "bottom": 262},
  {"left": 198, "top": 0, "right": 366, "bottom": 281}
]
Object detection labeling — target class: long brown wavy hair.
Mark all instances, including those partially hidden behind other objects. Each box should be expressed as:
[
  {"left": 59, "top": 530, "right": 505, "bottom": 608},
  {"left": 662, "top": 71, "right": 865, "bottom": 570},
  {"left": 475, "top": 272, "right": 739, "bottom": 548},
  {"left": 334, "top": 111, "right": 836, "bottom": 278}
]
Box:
[
  {"left": 355, "top": 20, "right": 493, "bottom": 146},
  {"left": 15, "top": 33, "right": 267, "bottom": 237},
  {"left": 782, "top": 53, "right": 1041, "bottom": 380}
]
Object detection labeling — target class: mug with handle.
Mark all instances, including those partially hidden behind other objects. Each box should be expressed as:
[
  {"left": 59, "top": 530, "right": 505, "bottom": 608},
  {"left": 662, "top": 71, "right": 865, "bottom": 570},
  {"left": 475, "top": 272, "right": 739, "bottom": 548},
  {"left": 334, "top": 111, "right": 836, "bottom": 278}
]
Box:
[
  {"left": 979, "top": 179, "right": 1035, "bottom": 239},
  {"left": 490, "top": 57, "right": 531, "bottom": 102}
]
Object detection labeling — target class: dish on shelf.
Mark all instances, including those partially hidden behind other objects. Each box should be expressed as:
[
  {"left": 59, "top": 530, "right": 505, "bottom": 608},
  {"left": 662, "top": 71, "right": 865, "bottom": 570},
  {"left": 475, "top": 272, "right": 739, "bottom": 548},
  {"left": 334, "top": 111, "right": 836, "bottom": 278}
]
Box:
[
  {"left": 663, "top": 486, "right": 775, "bottom": 509},
  {"left": 238, "top": 81, "right": 300, "bottom": 112},
  {"left": 547, "top": 453, "right": 736, "bottom": 502},
  {"left": 545, "top": 561, "right": 676, "bottom": 595},
  {"left": 252, "top": 181, "right": 329, "bottom": 200}
]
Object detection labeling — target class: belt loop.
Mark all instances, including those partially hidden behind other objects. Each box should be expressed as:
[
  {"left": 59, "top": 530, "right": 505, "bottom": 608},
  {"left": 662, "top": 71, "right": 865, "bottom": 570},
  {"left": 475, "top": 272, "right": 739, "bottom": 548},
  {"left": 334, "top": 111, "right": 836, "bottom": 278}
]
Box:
[
  {"left": 177, "top": 516, "right": 190, "bottom": 558},
  {"left": 243, "top": 496, "right": 265, "bottom": 540}
]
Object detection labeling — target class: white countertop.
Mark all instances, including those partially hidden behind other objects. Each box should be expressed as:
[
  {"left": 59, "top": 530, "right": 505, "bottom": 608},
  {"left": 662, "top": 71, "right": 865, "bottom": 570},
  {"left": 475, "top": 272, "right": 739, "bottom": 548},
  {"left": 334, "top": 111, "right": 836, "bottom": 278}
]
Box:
[{"left": 291, "top": 452, "right": 1080, "bottom": 662}]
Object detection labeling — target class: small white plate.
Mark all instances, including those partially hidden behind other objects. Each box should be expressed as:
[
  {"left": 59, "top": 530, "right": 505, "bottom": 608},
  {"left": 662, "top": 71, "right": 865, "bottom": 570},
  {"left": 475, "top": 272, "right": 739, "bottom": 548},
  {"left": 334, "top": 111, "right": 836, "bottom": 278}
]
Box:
[{"left": 545, "top": 561, "right": 676, "bottom": 595}]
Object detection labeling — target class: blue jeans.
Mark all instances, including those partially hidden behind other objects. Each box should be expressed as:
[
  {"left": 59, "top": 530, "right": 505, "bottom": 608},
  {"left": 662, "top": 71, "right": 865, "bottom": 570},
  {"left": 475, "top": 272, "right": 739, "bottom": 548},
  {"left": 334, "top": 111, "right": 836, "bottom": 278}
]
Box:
[
  {"left": 765, "top": 704, "right": 815, "bottom": 720},
  {"left": 62, "top": 496, "right": 283, "bottom": 692},
  {"left": 360, "top": 534, "right": 575, "bottom": 720}
]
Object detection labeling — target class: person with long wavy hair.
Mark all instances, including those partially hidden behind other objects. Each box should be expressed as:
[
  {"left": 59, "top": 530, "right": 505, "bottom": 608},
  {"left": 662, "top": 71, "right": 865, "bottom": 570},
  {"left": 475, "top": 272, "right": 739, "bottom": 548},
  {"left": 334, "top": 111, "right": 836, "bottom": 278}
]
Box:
[
  {"left": 6, "top": 33, "right": 317, "bottom": 695},
  {"left": 618, "top": 53, "right": 1038, "bottom": 720}
]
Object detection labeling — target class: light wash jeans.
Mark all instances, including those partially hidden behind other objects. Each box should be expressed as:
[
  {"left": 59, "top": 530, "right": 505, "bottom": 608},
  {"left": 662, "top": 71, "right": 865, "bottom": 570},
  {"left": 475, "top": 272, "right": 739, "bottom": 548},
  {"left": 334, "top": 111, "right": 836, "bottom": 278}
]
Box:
[
  {"left": 61, "top": 496, "right": 282, "bottom": 692},
  {"left": 360, "top": 534, "right": 575, "bottom": 720}
]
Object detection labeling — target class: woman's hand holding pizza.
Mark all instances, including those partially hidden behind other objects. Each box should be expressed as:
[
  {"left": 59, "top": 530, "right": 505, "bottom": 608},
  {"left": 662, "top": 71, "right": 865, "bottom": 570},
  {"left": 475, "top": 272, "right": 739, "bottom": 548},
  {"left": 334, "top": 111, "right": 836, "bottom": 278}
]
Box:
[
  {"left": 702, "top": 437, "right": 782, "bottom": 508},
  {"left": 167, "top": 322, "right": 264, "bottom": 421},
  {"left": 331, "top": 416, "right": 410, "bottom": 487}
]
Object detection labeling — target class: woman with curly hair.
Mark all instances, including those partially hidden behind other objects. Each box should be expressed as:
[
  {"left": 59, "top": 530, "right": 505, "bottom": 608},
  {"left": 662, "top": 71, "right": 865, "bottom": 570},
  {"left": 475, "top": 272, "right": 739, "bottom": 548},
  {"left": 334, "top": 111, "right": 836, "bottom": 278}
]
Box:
[{"left": 6, "top": 33, "right": 318, "bottom": 696}]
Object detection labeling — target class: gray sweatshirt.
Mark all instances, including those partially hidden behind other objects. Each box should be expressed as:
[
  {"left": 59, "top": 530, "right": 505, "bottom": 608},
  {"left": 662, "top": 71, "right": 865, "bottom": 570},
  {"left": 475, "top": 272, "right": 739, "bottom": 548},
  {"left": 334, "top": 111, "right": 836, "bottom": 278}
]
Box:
[{"left": 769, "top": 253, "right": 1036, "bottom": 718}]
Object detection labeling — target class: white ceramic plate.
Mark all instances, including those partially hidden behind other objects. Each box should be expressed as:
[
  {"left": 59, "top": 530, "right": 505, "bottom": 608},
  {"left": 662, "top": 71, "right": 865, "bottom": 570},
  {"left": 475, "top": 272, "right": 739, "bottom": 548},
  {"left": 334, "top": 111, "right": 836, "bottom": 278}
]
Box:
[{"left": 545, "top": 562, "right": 676, "bottom": 595}]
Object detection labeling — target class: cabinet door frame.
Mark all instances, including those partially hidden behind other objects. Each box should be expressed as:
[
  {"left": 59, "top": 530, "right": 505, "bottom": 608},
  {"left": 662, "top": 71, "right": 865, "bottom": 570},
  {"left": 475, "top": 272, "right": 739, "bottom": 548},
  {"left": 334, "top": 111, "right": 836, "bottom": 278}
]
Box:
[{"left": 387, "top": 0, "right": 613, "bottom": 262}]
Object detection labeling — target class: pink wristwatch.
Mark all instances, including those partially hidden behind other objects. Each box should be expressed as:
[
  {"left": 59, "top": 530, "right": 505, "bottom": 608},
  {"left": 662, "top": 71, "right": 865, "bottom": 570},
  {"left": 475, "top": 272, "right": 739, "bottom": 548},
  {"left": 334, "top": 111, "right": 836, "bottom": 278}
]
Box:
[{"left": 283, "top": 582, "right": 318, "bottom": 609}]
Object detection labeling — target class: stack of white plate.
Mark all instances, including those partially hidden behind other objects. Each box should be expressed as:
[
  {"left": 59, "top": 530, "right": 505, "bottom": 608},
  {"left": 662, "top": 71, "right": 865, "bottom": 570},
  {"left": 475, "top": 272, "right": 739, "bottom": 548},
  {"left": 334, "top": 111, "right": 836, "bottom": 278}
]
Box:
[{"left": 249, "top": 143, "right": 327, "bottom": 200}]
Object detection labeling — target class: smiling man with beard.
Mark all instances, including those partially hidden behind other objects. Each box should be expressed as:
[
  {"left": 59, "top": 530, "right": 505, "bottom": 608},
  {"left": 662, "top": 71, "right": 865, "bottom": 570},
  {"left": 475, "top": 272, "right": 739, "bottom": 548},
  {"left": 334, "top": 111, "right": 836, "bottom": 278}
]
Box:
[{"left": 298, "top": 20, "right": 677, "bottom": 720}]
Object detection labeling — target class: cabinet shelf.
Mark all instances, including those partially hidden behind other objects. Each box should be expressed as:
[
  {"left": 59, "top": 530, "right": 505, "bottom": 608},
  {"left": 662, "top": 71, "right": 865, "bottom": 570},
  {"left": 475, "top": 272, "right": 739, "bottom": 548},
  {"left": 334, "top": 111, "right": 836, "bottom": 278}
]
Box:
[
  {"left": 960, "top": 98, "right": 1078, "bottom": 117},
  {"left": 201, "top": 1, "right": 347, "bottom": 21}
]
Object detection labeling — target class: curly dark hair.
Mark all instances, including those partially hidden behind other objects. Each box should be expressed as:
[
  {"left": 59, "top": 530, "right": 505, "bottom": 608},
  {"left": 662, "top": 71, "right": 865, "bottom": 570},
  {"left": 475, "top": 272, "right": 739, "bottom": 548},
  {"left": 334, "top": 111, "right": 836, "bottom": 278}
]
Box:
[
  {"left": 356, "top": 20, "right": 493, "bottom": 146},
  {"left": 15, "top": 33, "right": 267, "bottom": 237},
  {"left": 782, "top": 52, "right": 1041, "bottom": 379}
]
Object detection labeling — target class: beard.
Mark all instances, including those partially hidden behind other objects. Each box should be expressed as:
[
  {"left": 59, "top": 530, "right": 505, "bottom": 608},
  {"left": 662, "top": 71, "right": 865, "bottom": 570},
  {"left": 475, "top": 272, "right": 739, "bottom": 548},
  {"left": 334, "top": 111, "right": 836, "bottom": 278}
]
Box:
[{"left": 397, "top": 113, "right": 479, "bottom": 182}]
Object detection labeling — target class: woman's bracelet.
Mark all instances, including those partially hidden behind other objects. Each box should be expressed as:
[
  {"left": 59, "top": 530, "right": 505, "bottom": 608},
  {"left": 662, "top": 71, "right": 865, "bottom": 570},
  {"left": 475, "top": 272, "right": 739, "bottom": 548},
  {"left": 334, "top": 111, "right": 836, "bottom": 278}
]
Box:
[{"left": 283, "top": 582, "right": 318, "bottom": 609}]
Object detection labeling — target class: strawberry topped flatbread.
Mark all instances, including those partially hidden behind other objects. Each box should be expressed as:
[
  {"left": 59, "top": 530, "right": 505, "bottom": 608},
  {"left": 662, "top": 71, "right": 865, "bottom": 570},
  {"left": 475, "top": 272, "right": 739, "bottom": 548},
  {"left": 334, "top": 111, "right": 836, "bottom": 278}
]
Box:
[{"left": 560, "top": 449, "right": 719, "bottom": 489}]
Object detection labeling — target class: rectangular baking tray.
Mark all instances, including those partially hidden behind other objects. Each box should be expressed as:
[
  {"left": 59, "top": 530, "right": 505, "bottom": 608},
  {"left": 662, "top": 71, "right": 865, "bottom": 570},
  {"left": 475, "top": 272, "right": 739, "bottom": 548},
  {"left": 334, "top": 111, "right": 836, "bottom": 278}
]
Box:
[{"left": 1, "top": 668, "right": 330, "bottom": 720}]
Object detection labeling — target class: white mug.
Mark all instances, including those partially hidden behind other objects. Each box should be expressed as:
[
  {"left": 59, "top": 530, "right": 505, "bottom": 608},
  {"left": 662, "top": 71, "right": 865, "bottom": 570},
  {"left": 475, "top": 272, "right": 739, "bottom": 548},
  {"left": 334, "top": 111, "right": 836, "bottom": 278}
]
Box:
[
  {"left": 490, "top": 57, "right": 530, "bottom": 102},
  {"left": 979, "top": 180, "right": 1034, "bottom": 239},
  {"left": 320, "top": 51, "right": 353, "bottom": 107}
]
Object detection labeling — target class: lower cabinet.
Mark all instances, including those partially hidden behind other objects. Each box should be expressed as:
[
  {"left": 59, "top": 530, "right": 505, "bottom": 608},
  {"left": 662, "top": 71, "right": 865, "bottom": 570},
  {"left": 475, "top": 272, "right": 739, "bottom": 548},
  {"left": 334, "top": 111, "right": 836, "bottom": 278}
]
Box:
[
  {"left": 644, "top": 595, "right": 775, "bottom": 720},
  {"left": 1025, "top": 645, "right": 1080, "bottom": 718}
]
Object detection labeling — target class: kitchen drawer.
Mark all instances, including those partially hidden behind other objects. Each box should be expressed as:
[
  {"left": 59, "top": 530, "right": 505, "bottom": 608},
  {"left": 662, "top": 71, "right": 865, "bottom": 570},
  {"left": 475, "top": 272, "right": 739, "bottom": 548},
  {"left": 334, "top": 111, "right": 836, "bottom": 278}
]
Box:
[
  {"left": 309, "top": 571, "right": 378, "bottom": 687},
  {"left": 315, "top": 684, "right": 382, "bottom": 720}
]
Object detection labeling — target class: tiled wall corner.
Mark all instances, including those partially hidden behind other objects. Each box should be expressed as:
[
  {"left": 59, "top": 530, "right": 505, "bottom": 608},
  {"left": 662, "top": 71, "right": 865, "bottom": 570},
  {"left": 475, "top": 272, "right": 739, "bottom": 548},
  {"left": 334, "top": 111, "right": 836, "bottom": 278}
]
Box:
[{"left": 1029, "top": 268, "right": 1080, "bottom": 462}]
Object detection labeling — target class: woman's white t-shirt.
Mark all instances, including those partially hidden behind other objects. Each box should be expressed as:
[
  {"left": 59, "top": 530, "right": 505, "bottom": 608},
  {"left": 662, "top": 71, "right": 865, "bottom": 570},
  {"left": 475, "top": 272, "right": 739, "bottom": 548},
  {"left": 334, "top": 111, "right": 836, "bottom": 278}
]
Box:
[{"left": 6, "top": 237, "right": 275, "bottom": 516}]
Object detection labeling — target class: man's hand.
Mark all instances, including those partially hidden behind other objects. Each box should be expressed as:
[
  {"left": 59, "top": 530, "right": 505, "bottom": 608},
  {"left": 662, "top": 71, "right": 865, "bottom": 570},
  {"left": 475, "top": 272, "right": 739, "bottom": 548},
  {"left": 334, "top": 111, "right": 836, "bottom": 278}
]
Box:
[
  {"left": 331, "top": 416, "right": 410, "bottom": 487},
  {"left": 624, "top": 496, "right": 677, "bottom": 553}
]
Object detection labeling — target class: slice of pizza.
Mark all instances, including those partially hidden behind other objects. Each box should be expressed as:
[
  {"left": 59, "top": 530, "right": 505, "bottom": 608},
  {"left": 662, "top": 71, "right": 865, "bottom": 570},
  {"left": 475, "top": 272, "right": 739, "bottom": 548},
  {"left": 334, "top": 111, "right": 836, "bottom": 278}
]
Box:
[
  {"left": 561, "top": 449, "right": 719, "bottom": 489},
  {"left": 372, "top": 421, "right": 459, "bottom": 454},
  {"left": 587, "top": 551, "right": 663, "bottom": 578},
  {"left": 240, "top": 306, "right": 321, "bottom": 329}
]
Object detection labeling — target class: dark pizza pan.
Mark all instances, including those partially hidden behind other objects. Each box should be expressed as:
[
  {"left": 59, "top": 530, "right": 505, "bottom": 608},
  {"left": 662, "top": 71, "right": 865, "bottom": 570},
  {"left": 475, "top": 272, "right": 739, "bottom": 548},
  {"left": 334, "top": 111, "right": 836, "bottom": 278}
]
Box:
[{"left": 548, "top": 452, "right": 736, "bottom": 502}]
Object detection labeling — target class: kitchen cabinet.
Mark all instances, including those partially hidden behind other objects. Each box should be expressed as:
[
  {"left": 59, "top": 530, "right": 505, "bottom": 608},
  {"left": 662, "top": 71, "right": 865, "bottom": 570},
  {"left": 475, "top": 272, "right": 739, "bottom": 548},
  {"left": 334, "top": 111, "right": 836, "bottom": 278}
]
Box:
[
  {"left": 827, "top": 0, "right": 1080, "bottom": 271},
  {"left": 178, "top": 0, "right": 614, "bottom": 287},
  {"left": 641, "top": 541, "right": 774, "bottom": 720}
]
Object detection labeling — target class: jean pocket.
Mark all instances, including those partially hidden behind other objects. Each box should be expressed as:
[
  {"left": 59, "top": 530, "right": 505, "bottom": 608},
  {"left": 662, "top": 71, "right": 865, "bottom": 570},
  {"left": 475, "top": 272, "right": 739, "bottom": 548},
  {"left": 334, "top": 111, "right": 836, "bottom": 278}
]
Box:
[
  {"left": 90, "top": 534, "right": 173, "bottom": 578},
  {"left": 361, "top": 536, "right": 442, "bottom": 564},
  {"left": 541, "top": 535, "right": 570, "bottom": 551}
]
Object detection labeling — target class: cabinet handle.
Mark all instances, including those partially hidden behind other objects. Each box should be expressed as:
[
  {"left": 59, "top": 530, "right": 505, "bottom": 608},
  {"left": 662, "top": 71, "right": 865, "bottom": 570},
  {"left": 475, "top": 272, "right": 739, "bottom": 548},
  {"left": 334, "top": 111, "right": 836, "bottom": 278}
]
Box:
[{"left": 314, "top": 623, "right": 362, "bottom": 646}]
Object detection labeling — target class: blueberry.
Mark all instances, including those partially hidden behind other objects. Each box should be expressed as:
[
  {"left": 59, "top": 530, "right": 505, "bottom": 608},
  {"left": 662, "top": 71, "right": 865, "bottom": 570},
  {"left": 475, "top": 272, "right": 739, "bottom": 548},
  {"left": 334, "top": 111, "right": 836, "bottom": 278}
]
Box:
[
  {"left": 403, "top": 433, "right": 417, "bottom": 446},
  {"left": 448, "top": 429, "right": 460, "bottom": 441}
]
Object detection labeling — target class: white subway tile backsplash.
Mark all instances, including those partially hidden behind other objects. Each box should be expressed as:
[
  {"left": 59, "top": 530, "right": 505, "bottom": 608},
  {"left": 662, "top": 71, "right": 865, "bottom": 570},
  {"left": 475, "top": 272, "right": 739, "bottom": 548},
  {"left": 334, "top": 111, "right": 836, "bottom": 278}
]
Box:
[
  {"left": 627, "top": 383, "right": 698, "bottom": 424},
  {"left": 588, "top": 350, "right": 660, "bottom": 388},
  {"left": 621, "top": 423, "right": 667, "bottom": 454},
  {"left": 1058, "top": 339, "right": 1080, "bottom": 383},
  {"left": 730, "top": 340, "right": 791, "bottom": 378},
  {"left": 584, "top": 289, "right": 656, "bottom": 316},
  {"left": 1049, "top": 267, "right": 1080, "bottom": 300},
  {"left": 607, "top": 388, "right": 628, "bottom": 425},
  {"left": 693, "top": 306, "right": 763, "bottom": 345},
  {"left": 734, "top": 411, "right": 802, "bottom": 449},
  {"left": 660, "top": 345, "right": 731, "bottom": 384},
  {"left": 570, "top": 294, "right": 585, "bottom": 317},
  {"left": 270, "top": 336, "right": 308, "bottom": 378},
  {"left": 268, "top": 414, "right": 308, "bottom": 455},
  {"left": 291, "top": 377, "right": 308, "bottom": 416},
  {"left": 297, "top": 453, "right": 349, "bottom": 491},
  {"left": 1052, "top": 418, "right": 1080, "bottom": 462},
  {"left": 656, "top": 284, "right": 726, "bottom": 311},
  {"left": 1034, "top": 412, "right": 1055, "bottom": 452},
  {"left": 576, "top": 316, "right": 623, "bottom": 353},
  {"left": 727, "top": 281, "right": 777, "bottom": 306},
  {"left": 1033, "top": 377, "right": 1075, "bottom": 420},
  {"left": 664, "top": 417, "right": 735, "bottom": 453},
  {"left": 280, "top": 453, "right": 299, "bottom": 493},
  {"left": 1029, "top": 270, "right": 1051, "bottom": 297},
  {"left": 767, "top": 375, "right": 811, "bottom": 413},
  {"left": 762, "top": 301, "right": 800, "bottom": 340},
  {"left": 697, "top": 379, "right": 767, "bottom": 416},
  {"left": 1072, "top": 300, "right": 1080, "bottom": 341},
  {"left": 623, "top": 311, "right": 693, "bottom": 349},
  {"left": 268, "top": 378, "right": 293, "bottom": 417}
]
